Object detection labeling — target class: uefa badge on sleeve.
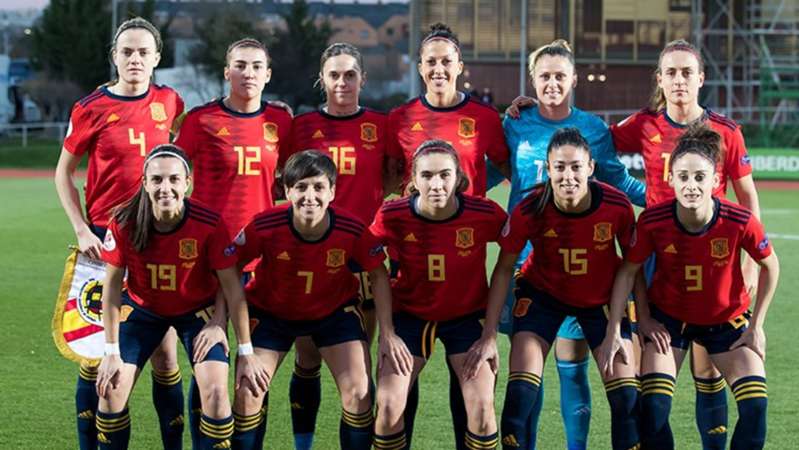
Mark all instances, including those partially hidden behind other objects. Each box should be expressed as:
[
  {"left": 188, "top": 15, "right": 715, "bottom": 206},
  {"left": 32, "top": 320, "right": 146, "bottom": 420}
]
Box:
[{"left": 52, "top": 248, "right": 110, "bottom": 364}]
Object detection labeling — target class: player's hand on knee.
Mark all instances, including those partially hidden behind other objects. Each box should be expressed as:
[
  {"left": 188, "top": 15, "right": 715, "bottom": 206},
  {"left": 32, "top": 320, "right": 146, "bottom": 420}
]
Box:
[
  {"left": 193, "top": 322, "right": 229, "bottom": 363},
  {"left": 639, "top": 316, "right": 670, "bottom": 354},
  {"left": 236, "top": 354, "right": 269, "bottom": 397},
  {"left": 730, "top": 325, "right": 766, "bottom": 361},
  {"left": 598, "top": 330, "right": 627, "bottom": 379},
  {"left": 96, "top": 355, "right": 122, "bottom": 398},
  {"left": 463, "top": 334, "right": 499, "bottom": 380},
  {"left": 77, "top": 227, "right": 104, "bottom": 260},
  {"left": 379, "top": 331, "right": 413, "bottom": 376},
  {"left": 504, "top": 96, "right": 536, "bottom": 119}
]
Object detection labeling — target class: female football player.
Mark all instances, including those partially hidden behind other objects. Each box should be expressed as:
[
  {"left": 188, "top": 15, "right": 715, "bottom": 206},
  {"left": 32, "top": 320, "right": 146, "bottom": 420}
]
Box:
[
  {"left": 54, "top": 17, "right": 186, "bottom": 449},
  {"left": 386, "top": 23, "right": 510, "bottom": 445},
  {"left": 282, "top": 42, "right": 387, "bottom": 450},
  {"left": 599, "top": 123, "right": 779, "bottom": 450},
  {"left": 371, "top": 140, "right": 507, "bottom": 450},
  {"left": 94, "top": 145, "right": 265, "bottom": 450},
  {"left": 474, "top": 128, "right": 640, "bottom": 450},
  {"left": 174, "top": 37, "right": 292, "bottom": 447},
  {"left": 489, "top": 39, "right": 646, "bottom": 450},
  {"left": 231, "top": 150, "right": 393, "bottom": 450}
]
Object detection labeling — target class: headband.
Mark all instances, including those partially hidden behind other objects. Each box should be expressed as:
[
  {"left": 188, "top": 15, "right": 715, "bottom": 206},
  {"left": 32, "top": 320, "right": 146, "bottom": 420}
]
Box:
[
  {"left": 421, "top": 36, "right": 461, "bottom": 56},
  {"left": 143, "top": 150, "right": 190, "bottom": 174}
]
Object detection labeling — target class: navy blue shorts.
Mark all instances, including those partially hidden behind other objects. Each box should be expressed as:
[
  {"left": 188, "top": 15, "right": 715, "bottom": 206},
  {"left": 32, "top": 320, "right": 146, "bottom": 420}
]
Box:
[
  {"left": 648, "top": 306, "right": 751, "bottom": 354},
  {"left": 394, "top": 310, "right": 485, "bottom": 359},
  {"left": 511, "top": 279, "right": 631, "bottom": 350},
  {"left": 118, "top": 293, "right": 228, "bottom": 368},
  {"left": 249, "top": 299, "right": 367, "bottom": 352}
]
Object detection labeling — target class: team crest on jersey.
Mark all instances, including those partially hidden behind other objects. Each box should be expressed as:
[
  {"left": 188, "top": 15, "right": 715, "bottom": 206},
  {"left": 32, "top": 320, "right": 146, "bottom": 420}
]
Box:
[
  {"left": 77, "top": 279, "right": 104, "bottom": 326},
  {"left": 593, "top": 222, "right": 613, "bottom": 243},
  {"left": 360, "top": 122, "right": 378, "bottom": 143},
  {"left": 455, "top": 227, "right": 475, "bottom": 249},
  {"left": 710, "top": 238, "right": 730, "bottom": 259},
  {"left": 179, "top": 238, "right": 199, "bottom": 260},
  {"left": 150, "top": 102, "right": 167, "bottom": 122},
  {"left": 458, "top": 118, "right": 476, "bottom": 138},
  {"left": 263, "top": 122, "right": 279, "bottom": 143},
  {"left": 326, "top": 249, "right": 346, "bottom": 268}
]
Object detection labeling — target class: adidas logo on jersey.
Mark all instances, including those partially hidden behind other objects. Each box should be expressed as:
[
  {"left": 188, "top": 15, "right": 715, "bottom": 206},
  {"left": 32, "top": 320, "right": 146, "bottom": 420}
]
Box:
[
  {"left": 404, "top": 233, "right": 418, "bottom": 242},
  {"left": 312, "top": 129, "right": 325, "bottom": 139},
  {"left": 217, "top": 127, "right": 230, "bottom": 136},
  {"left": 106, "top": 113, "right": 120, "bottom": 123},
  {"left": 544, "top": 229, "right": 558, "bottom": 238},
  {"left": 649, "top": 133, "right": 662, "bottom": 144},
  {"left": 277, "top": 251, "right": 291, "bottom": 260},
  {"left": 411, "top": 122, "right": 424, "bottom": 131},
  {"left": 664, "top": 244, "right": 677, "bottom": 254}
]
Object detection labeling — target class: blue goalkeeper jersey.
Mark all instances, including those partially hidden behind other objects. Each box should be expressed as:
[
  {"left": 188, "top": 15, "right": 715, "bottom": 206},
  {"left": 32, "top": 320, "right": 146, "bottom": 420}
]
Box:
[{"left": 488, "top": 106, "right": 645, "bottom": 269}]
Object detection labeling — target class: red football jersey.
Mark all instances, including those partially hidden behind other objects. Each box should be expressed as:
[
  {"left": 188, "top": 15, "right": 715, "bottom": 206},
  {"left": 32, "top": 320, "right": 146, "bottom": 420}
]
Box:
[
  {"left": 287, "top": 108, "right": 386, "bottom": 224},
  {"left": 236, "top": 206, "right": 386, "bottom": 321},
  {"left": 627, "top": 198, "right": 772, "bottom": 325},
  {"left": 611, "top": 108, "right": 752, "bottom": 206},
  {"left": 387, "top": 94, "right": 509, "bottom": 197},
  {"left": 64, "top": 85, "right": 184, "bottom": 227},
  {"left": 101, "top": 200, "right": 237, "bottom": 317},
  {"left": 175, "top": 100, "right": 292, "bottom": 237},
  {"left": 499, "top": 181, "right": 635, "bottom": 308},
  {"left": 370, "top": 194, "right": 507, "bottom": 321}
]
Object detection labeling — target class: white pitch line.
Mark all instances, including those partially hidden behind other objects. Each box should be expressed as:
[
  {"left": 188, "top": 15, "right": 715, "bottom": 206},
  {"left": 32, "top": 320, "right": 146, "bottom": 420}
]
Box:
[
  {"left": 762, "top": 209, "right": 798, "bottom": 215},
  {"left": 769, "top": 233, "right": 799, "bottom": 241}
]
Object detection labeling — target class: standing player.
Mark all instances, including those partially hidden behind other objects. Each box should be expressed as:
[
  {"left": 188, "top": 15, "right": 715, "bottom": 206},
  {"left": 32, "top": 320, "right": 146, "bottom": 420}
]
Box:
[
  {"left": 232, "top": 151, "right": 391, "bottom": 450},
  {"left": 477, "top": 128, "right": 640, "bottom": 450},
  {"left": 174, "top": 37, "right": 291, "bottom": 447},
  {"left": 283, "top": 42, "right": 386, "bottom": 450},
  {"left": 372, "top": 140, "right": 506, "bottom": 450},
  {"left": 598, "top": 124, "right": 779, "bottom": 450},
  {"left": 386, "top": 23, "right": 510, "bottom": 445},
  {"left": 492, "top": 39, "right": 645, "bottom": 450},
  {"left": 54, "top": 17, "right": 185, "bottom": 450},
  {"left": 610, "top": 39, "right": 761, "bottom": 449},
  {"left": 94, "top": 145, "right": 266, "bottom": 450}
]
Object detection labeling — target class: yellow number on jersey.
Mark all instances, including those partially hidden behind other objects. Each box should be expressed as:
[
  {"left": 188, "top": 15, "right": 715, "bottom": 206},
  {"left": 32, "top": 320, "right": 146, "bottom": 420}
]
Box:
[
  {"left": 297, "top": 271, "right": 314, "bottom": 294},
  {"left": 233, "top": 146, "right": 262, "bottom": 175},
  {"left": 685, "top": 265, "right": 703, "bottom": 291},
  {"left": 328, "top": 146, "right": 356, "bottom": 175},
  {"left": 146, "top": 264, "right": 177, "bottom": 291},
  {"left": 129, "top": 128, "right": 146, "bottom": 156},
  {"left": 558, "top": 248, "right": 588, "bottom": 275},
  {"left": 427, "top": 254, "right": 445, "bottom": 282},
  {"left": 661, "top": 152, "right": 672, "bottom": 182}
]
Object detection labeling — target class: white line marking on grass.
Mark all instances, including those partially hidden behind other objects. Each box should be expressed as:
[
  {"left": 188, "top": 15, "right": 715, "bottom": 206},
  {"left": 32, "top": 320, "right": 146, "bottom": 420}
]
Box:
[
  {"left": 762, "top": 209, "right": 798, "bottom": 215},
  {"left": 769, "top": 233, "right": 799, "bottom": 241}
]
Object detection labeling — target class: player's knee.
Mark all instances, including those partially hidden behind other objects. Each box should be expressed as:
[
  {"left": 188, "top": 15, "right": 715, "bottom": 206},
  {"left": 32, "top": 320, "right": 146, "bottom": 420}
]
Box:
[
  {"left": 466, "top": 395, "right": 495, "bottom": 433},
  {"left": 149, "top": 345, "right": 179, "bottom": 371},
  {"left": 339, "top": 378, "right": 371, "bottom": 411},
  {"left": 376, "top": 390, "right": 406, "bottom": 426},
  {"left": 200, "top": 380, "right": 229, "bottom": 410}
]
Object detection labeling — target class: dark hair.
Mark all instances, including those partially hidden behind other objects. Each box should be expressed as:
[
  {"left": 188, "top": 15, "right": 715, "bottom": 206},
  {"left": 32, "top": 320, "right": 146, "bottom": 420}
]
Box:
[
  {"left": 112, "top": 144, "right": 191, "bottom": 252},
  {"left": 529, "top": 127, "right": 593, "bottom": 217},
  {"left": 316, "top": 42, "right": 364, "bottom": 92},
  {"left": 648, "top": 39, "right": 705, "bottom": 111},
  {"left": 282, "top": 150, "right": 337, "bottom": 189},
  {"left": 419, "top": 22, "right": 461, "bottom": 60},
  {"left": 107, "top": 17, "right": 162, "bottom": 86},
  {"left": 406, "top": 139, "right": 470, "bottom": 195},
  {"left": 528, "top": 39, "right": 575, "bottom": 75},
  {"left": 671, "top": 122, "right": 722, "bottom": 170},
  {"left": 225, "top": 38, "right": 270, "bottom": 66}
]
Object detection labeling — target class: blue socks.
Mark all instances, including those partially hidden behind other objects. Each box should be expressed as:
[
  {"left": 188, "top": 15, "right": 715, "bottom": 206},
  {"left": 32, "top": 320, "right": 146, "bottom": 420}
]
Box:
[
  {"left": 556, "top": 358, "right": 592, "bottom": 450},
  {"left": 76, "top": 363, "right": 98, "bottom": 450},
  {"left": 151, "top": 368, "right": 184, "bottom": 449},
  {"left": 730, "top": 376, "right": 767, "bottom": 450}
]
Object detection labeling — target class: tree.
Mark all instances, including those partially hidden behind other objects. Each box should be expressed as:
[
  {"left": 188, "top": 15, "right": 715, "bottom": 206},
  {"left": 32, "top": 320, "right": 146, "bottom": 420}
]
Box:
[
  {"left": 30, "top": 0, "right": 111, "bottom": 99},
  {"left": 188, "top": 5, "right": 272, "bottom": 94},
  {"left": 268, "top": 0, "right": 333, "bottom": 109}
]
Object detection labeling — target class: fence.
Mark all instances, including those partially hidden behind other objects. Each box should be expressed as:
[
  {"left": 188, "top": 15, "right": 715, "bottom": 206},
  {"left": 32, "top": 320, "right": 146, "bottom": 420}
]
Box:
[{"left": 0, "top": 122, "right": 68, "bottom": 147}]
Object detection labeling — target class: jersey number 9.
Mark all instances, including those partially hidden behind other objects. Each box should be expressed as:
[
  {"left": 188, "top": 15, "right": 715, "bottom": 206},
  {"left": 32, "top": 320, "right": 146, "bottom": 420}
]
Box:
[{"left": 685, "top": 265, "right": 703, "bottom": 291}]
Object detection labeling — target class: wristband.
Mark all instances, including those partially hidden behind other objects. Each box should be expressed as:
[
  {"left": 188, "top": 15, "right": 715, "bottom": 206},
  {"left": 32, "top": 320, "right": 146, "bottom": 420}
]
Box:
[
  {"left": 238, "top": 342, "right": 254, "bottom": 356},
  {"left": 104, "top": 343, "right": 120, "bottom": 356}
]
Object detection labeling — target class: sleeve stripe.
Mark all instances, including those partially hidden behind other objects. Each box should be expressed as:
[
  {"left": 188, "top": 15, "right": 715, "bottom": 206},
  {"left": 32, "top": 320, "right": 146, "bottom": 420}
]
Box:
[
  {"left": 78, "top": 90, "right": 104, "bottom": 107},
  {"left": 640, "top": 209, "right": 673, "bottom": 225},
  {"left": 334, "top": 226, "right": 362, "bottom": 237},
  {"left": 190, "top": 204, "right": 221, "bottom": 222},
  {"left": 188, "top": 213, "right": 217, "bottom": 228},
  {"left": 335, "top": 222, "right": 364, "bottom": 236},
  {"left": 254, "top": 221, "right": 288, "bottom": 232},
  {"left": 719, "top": 212, "right": 749, "bottom": 225},
  {"left": 254, "top": 216, "right": 288, "bottom": 229}
]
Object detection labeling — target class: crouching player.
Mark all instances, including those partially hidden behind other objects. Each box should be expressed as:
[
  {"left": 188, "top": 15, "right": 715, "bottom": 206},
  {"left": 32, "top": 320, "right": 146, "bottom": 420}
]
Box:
[
  {"left": 371, "top": 140, "right": 507, "bottom": 450},
  {"left": 232, "top": 150, "right": 391, "bottom": 450},
  {"left": 485, "top": 128, "right": 640, "bottom": 450},
  {"left": 599, "top": 123, "right": 780, "bottom": 450},
  {"left": 95, "top": 145, "right": 266, "bottom": 449}
]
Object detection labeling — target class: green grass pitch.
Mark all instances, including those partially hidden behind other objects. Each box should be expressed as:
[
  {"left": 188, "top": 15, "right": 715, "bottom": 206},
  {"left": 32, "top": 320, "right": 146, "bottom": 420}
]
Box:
[{"left": 0, "top": 177, "right": 797, "bottom": 449}]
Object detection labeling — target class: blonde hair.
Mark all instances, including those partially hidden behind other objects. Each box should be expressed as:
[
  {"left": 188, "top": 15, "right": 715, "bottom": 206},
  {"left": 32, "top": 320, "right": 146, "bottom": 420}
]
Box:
[{"left": 527, "top": 39, "right": 574, "bottom": 76}]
